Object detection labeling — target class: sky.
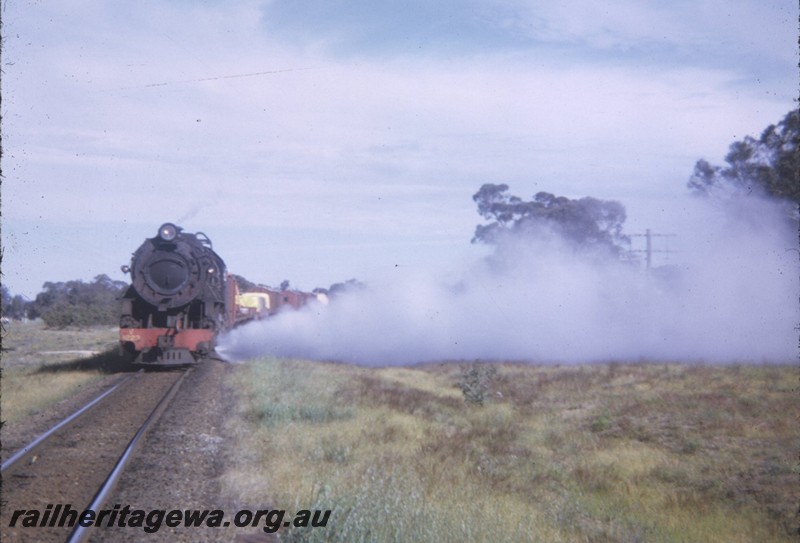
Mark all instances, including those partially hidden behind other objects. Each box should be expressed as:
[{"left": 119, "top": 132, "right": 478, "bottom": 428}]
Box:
[{"left": 1, "top": 0, "right": 797, "bottom": 303}]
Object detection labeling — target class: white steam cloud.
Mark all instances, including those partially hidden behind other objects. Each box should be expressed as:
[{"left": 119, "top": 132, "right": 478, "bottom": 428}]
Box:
[{"left": 219, "top": 195, "right": 798, "bottom": 365}]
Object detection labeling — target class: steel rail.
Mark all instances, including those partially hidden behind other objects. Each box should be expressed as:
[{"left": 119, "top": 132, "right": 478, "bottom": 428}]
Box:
[
  {"left": 1, "top": 375, "right": 136, "bottom": 472},
  {"left": 65, "top": 368, "right": 191, "bottom": 543}
]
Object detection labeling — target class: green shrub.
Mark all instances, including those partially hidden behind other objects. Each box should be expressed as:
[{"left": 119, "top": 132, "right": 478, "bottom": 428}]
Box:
[{"left": 458, "top": 362, "right": 497, "bottom": 406}]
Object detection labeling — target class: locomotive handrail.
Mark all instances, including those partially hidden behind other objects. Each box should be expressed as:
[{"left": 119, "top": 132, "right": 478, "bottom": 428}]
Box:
[{"left": 195, "top": 231, "right": 213, "bottom": 249}]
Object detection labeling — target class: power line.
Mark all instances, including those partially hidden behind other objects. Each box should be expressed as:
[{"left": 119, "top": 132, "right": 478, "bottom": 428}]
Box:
[
  {"left": 107, "top": 67, "right": 315, "bottom": 92},
  {"left": 628, "top": 229, "right": 677, "bottom": 269}
]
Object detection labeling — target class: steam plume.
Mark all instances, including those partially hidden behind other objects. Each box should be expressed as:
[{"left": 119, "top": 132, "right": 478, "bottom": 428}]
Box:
[{"left": 219, "top": 194, "right": 798, "bottom": 365}]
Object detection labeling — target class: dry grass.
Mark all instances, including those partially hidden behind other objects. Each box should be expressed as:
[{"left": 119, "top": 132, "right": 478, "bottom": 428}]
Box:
[
  {"left": 223, "top": 357, "right": 798, "bottom": 542},
  {"left": 1, "top": 321, "right": 122, "bottom": 423}
]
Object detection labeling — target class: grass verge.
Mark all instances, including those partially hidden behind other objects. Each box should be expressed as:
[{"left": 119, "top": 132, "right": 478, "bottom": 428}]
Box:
[
  {"left": 223, "top": 358, "right": 797, "bottom": 542},
  {"left": 1, "top": 321, "right": 123, "bottom": 423}
]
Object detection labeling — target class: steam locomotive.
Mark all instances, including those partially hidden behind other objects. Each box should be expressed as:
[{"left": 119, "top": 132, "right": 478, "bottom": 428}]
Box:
[
  {"left": 119, "top": 223, "right": 237, "bottom": 364},
  {"left": 119, "top": 223, "right": 324, "bottom": 365}
]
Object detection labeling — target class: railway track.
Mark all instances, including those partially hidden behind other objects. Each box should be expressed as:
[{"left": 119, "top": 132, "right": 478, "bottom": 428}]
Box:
[{"left": 1, "top": 368, "right": 191, "bottom": 543}]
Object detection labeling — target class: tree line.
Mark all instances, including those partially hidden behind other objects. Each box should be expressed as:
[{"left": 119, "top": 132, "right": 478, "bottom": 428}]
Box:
[
  {"left": 3, "top": 110, "right": 796, "bottom": 327},
  {"left": 472, "top": 109, "right": 798, "bottom": 256},
  {"left": 1, "top": 275, "right": 128, "bottom": 328}
]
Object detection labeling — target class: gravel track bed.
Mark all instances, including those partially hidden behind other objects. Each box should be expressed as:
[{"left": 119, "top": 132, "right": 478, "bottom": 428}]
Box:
[
  {"left": 1, "top": 370, "right": 186, "bottom": 543},
  {"left": 1, "top": 372, "right": 135, "bottom": 463},
  {"left": 88, "top": 359, "right": 266, "bottom": 542}
]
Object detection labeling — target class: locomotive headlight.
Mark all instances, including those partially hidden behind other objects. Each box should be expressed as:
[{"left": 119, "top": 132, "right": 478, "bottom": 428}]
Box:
[{"left": 158, "top": 223, "right": 179, "bottom": 241}]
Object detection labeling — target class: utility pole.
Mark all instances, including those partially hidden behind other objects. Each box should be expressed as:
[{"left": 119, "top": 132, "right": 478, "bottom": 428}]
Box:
[{"left": 629, "top": 229, "right": 676, "bottom": 270}]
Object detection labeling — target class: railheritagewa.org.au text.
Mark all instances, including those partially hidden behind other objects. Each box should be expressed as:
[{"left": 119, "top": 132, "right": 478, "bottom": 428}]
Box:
[{"left": 8, "top": 503, "right": 331, "bottom": 534}]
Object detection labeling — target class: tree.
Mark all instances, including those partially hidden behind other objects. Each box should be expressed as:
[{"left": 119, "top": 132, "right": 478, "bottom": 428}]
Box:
[
  {"left": 33, "top": 274, "right": 127, "bottom": 328},
  {"left": 232, "top": 274, "right": 258, "bottom": 292},
  {"left": 327, "top": 278, "right": 366, "bottom": 298},
  {"left": 471, "top": 184, "right": 629, "bottom": 254},
  {"left": 1, "top": 284, "right": 9, "bottom": 316},
  {"left": 7, "top": 295, "right": 30, "bottom": 320},
  {"left": 688, "top": 109, "right": 799, "bottom": 220},
  {"left": 1, "top": 285, "right": 32, "bottom": 320}
]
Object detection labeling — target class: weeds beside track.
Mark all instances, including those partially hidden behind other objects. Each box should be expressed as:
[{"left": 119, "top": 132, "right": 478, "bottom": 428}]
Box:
[{"left": 223, "top": 358, "right": 797, "bottom": 543}]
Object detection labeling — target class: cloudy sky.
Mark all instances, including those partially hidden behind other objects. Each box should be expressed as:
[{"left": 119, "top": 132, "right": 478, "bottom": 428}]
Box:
[{"left": 2, "top": 0, "right": 797, "bottom": 298}]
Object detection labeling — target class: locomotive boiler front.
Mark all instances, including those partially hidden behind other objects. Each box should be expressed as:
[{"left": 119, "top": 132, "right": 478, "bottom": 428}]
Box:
[{"left": 128, "top": 223, "right": 221, "bottom": 310}]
